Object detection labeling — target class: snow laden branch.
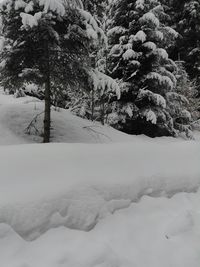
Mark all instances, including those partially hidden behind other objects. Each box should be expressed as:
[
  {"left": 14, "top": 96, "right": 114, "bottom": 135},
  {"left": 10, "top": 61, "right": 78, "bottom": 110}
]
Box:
[
  {"left": 1, "top": 0, "right": 106, "bottom": 44},
  {"left": 2, "top": 0, "right": 83, "bottom": 14},
  {"left": 137, "top": 89, "right": 166, "bottom": 109},
  {"left": 79, "top": 9, "right": 106, "bottom": 44},
  {"left": 90, "top": 69, "right": 121, "bottom": 100}
]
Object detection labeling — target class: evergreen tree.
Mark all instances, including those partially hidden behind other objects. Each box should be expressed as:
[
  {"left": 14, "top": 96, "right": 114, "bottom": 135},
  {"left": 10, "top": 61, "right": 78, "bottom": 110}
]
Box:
[
  {"left": 175, "top": 60, "right": 200, "bottom": 121},
  {"left": 0, "top": 0, "right": 104, "bottom": 142},
  {"left": 166, "top": 60, "right": 195, "bottom": 139},
  {"left": 64, "top": 0, "right": 120, "bottom": 125},
  {"left": 165, "top": 0, "right": 200, "bottom": 96},
  {"left": 82, "top": 0, "right": 107, "bottom": 22},
  {"left": 108, "top": 0, "right": 191, "bottom": 137},
  {"left": 179, "top": 1, "right": 200, "bottom": 97}
]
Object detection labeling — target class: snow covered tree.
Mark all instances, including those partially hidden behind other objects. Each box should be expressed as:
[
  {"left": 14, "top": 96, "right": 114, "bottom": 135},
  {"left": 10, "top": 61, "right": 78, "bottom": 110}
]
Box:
[
  {"left": 174, "top": 60, "right": 200, "bottom": 130},
  {"left": 179, "top": 1, "right": 200, "bottom": 97},
  {"left": 66, "top": 66, "right": 120, "bottom": 125},
  {"left": 107, "top": 0, "right": 190, "bottom": 137},
  {"left": 82, "top": 0, "right": 107, "bottom": 22},
  {"left": 0, "top": 0, "right": 105, "bottom": 142},
  {"left": 165, "top": 0, "right": 200, "bottom": 97},
  {"left": 165, "top": 60, "right": 196, "bottom": 139},
  {"left": 61, "top": 1, "right": 121, "bottom": 125}
]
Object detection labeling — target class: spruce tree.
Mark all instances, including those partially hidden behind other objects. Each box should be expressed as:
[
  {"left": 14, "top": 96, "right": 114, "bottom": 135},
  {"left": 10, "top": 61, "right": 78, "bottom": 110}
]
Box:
[
  {"left": 65, "top": 0, "right": 120, "bottom": 125},
  {"left": 82, "top": 0, "right": 107, "bottom": 22},
  {"left": 0, "top": 0, "right": 104, "bottom": 142},
  {"left": 108, "top": 0, "right": 191, "bottom": 137},
  {"left": 165, "top": 0, "right": 200, "bottom": 96}
]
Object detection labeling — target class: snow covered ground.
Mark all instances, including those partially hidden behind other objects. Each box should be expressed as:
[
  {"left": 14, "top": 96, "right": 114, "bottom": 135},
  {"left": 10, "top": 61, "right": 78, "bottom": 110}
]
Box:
[
  {"left": 0, "top": 90, "right": 200, "bottom": 267},
  {"left": 1, "top": 190, "right": 200, "bottom": 267},
  {"left": 0, "top": 89, "right": 133, "bottom": 145}
]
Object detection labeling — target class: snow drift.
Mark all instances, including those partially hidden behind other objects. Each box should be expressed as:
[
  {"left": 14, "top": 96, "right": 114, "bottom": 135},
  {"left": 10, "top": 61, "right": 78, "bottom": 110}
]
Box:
[
  {"left": 0, "top": 90, "right": 200, "bottom": 267},
  {"left": 0, "top": 140, "right": 199, "bottom": 240}
]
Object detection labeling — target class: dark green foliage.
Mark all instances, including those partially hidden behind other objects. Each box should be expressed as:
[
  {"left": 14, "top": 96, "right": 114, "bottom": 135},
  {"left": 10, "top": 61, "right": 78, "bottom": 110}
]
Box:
[
  {"left": 82, "top": 0, "right": 108, "bottom": 21},
  {"left": 163, "top": 0, "right": 200, "bottom": 96},
  {"left": 107, "top": 0, "right": 187, "bottom": 137},
  {"left": 0, "top": 2, "right": 91, "bottom": 93},
  {"left": 0, "top": 0, "right": 98, "bottom": 142}
]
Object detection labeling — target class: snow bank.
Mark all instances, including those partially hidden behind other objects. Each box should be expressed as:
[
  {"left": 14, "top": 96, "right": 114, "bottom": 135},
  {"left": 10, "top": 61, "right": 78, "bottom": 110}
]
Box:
[
  {"left": 0, "top": 139, "right": 199, "bottom": 240},
  {"left": 0, "top": 91, "right": 133, "bottom": 145},
  {"left": 0, "top": 190, "right": 200, "bottom": 267}
]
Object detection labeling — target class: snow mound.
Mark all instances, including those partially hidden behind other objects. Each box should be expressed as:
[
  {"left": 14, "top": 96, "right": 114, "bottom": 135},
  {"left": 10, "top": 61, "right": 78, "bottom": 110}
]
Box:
[
  {"left": 0, "top": 190, "right": 200, "bottom": 267},
  {"left": 0, "top": 140, "right": 199, "bottom": 240},
  {"left": 0, "top": 90, "right": 133, "bottom": 145},
  {"left": 0, "top": 90, "right": 200, "bottom": 240}
]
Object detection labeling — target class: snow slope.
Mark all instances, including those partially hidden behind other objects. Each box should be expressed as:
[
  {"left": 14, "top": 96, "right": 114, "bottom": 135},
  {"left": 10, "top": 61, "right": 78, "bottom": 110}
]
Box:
[
  {"left": 0, "top": 90, "right": 200, "bottom": 267},
  {"left": 0, "top": 89, "right": 133, "bottom": 145}
]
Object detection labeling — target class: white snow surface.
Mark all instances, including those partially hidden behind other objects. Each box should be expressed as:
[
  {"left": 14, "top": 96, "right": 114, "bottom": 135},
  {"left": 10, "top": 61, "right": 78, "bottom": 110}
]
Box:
[
  {"left": 0, "top": 89, "right": 131, "bottom": 145},
  {"left": 122, "top": 48, "right": 137, "bottom": 60},
  {"left": 134, "top": 30, "right": 146, "bottom": 43},
  {"left": 20, "top": 12, "right": 42, "bottom": 28},
  {"left": 143, "top": 109, "right": 157, "bottom": 124},
  {"left": 1, "top": 190, "right": 200, "bottom": 267},
  {"left": 1, "top": 134, "right": 199, "bottom": 240},
  {"left": 0, "top": 90, "right": 200, "bottom": 267},
  {"left": 140, "top": 12, "right": 160, "bottom": 27}
]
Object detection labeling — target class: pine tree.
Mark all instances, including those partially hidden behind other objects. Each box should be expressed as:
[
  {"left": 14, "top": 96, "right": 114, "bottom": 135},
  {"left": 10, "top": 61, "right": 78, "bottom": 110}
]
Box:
[
  {"left": 82, "top": 0, "right": 107, "bottom": 22},
  {"left": 180, "top": 1, "right": 200, "bottom": 97},
  {"left": 175, "top": 61, "right": 200, "bottom": 121},
  {"left": 107, "top": 0, "right": 190, "bottom": 137},
  {"left": 0, "top": 0, "right": 104, "bottom": 142},
  {"left": 65, "top": 0, "right": 121, "bottom": 125},
  {"left": 165, "top": 0, "right": 200, "bottom": 96},
  {"left": 166, "top": 60, "right": 195, "bottom": 139}
]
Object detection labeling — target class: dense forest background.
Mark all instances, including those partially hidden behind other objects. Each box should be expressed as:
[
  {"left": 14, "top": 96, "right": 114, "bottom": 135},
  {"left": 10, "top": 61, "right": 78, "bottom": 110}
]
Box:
[{"left": 0, "top": 0, "right": 199, "bottom": 141}]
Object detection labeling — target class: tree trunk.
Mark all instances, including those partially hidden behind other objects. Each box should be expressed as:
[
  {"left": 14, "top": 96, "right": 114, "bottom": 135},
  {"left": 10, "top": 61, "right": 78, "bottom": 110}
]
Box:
[
  {"left": 43, "top": 43, "right": 51, "bottom": 143},
  {"left": 101, "top": 101, "right": 105, "bottom": 125},
  {"left": 43, "top": 78, "right": 51, "bottom": 143},
  {"left": 91, "top": 87, "right": 94, "bottom": 121}
]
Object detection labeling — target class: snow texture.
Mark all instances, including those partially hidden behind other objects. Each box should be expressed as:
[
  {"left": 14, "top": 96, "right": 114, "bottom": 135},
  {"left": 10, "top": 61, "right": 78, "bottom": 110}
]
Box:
[
  {"left": 137, "top": 89, "right": 166, "bottom": 108},
  {"left": 20, "top": 12, "right": 42, "bottom": 28},
  {"left": 155, "top": 30, "right": 164, "bottom": 40},
  {"left": 122, "top": 49, "right": 137, "bottom": 60},
  {"left": 0, "top": 91, "right": 199, "bottom": 267},
  {"left": 0, "top": 190, "right": 200, "bottom": 267},
  {"left": 136, "top": 0, "right": 144, "bottom": 10},
  {"left": 39, "top": 0, "right": 65, "bottom": 15},
  {"left": 107, "top": 26, "right": 127, "bottom": 37},
  {"left": 155, "top": 48, "right": 169, "bottom": 60},
  {"left": 0, "top": 89, "right": 130, "bottom": 145},
  {"left": 0, "top": 89, "right": 199, "bottom": 240},
  {"left": 146, "top": 72, "right": 174, "bottom": 90},
  {"left": 134, "top": 30, "right": 146, "bottom": 43},
  {"left": 0, "top": 136, "right": 199, "bottom": 240},
  {"left": 143, "top": 41, "right": 157, "bottom": 51},
  {"left": 140, "top": 12, "right": 160, "bottom": 27},
  {"left": 143, "top": 109, "right": 157, "bottom": 124},
  {"left": 90, "top": 70, "right": 121, "bottom": 100}
]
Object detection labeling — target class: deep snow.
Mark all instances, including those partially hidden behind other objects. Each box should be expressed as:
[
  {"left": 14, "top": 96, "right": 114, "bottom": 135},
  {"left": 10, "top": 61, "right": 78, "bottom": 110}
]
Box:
[
  {"left": 1, "top": 190, "right": 200, "bottom": 267},
  {"left": 0, "top": 90, "right": 200, "bottom": 267},
  {"left": 0, "top": 141, "right": 200, "bottom": 240},
  {"left": 0, "top": 89, "right": 133, "bottom": 145}
]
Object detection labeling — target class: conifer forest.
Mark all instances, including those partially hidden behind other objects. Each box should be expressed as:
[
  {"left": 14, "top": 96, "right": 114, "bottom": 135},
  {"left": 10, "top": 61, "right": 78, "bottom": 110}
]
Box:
[{"left": 0, "top": 1, "right": 199, "bottom": 267}]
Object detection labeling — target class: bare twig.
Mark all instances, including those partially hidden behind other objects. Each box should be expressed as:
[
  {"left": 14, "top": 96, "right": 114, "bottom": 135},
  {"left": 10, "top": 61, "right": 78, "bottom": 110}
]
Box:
[{"left": 25, "top": 111, "right": 44, "bottom": 136}]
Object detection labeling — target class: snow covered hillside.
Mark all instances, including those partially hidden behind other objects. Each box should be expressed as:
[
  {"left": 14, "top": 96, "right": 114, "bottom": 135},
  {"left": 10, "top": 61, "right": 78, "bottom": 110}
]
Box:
[
  {"left": 0, "top": 89, "right": 133, "bottom": 145},
  {"left": 0, "top": 90, "right": 200, "bottom": 267}
]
